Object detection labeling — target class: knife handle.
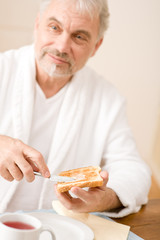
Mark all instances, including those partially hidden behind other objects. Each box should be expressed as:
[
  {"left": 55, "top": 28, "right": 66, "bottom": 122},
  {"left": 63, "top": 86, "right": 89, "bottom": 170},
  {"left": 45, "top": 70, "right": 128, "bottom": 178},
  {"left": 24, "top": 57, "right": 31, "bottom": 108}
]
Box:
[{"left": 33, "top": 171, "right": 43, "bottom": 177}]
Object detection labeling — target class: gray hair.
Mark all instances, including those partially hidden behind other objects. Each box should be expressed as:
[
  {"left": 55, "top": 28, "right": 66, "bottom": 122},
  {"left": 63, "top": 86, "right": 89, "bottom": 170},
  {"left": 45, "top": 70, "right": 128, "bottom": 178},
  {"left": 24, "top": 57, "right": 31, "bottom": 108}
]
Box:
[{"left": 39, "top": 0, "right": 110, "bottom": 39}]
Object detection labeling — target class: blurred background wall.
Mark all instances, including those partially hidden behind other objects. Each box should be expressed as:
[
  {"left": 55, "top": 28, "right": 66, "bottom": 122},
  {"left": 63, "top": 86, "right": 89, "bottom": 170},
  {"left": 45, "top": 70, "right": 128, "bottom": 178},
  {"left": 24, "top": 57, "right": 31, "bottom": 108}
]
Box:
[{"left": 0, "top": 0, "right": 160, "bottom": 186}]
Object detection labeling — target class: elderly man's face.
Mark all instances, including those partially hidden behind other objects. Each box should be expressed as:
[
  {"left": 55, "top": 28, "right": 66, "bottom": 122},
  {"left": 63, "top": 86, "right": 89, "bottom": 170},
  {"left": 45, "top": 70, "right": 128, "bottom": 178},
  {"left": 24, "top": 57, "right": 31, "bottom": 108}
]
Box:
[{"left": 34, "top": 0, "right": 102, "bottom": 78}]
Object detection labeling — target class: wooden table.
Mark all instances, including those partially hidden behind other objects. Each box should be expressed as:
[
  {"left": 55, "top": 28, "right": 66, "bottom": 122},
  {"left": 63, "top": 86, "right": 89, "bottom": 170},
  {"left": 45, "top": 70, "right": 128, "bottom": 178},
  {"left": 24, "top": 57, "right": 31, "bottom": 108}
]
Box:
[{"left": 114, "top": 199, "right": 160, "bottom": 240}]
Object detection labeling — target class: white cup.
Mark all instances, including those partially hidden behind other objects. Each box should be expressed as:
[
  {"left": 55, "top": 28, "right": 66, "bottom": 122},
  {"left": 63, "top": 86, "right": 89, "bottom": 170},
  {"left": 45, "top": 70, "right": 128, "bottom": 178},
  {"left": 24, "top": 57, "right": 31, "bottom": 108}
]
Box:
[{"left": 0, "top": 213, "right": 56, "bottom": 240}]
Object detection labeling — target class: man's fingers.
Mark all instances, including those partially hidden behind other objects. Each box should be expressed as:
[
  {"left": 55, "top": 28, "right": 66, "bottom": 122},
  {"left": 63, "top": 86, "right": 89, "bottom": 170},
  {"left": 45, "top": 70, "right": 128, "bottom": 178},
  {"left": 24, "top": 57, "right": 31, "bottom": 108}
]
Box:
[
  {"left": 22, "top": 143, "right": 50, "bottom": 178},
  {"left": 15, "top": 157, "right": 36, "bottom": 182},
  {"left": 0, "top": 136, "right": 49, "bottom": 182},
  {"left": 54, "top": 186, "right": 76, "bottom": 209},
  {"left": 99, "top": 171, "right": 108, "bottom": 189},
  {"left": 55, "top": 193, "right": 84, "bottom": 211},
  {"left": 70, "top": 187, "right": 89, "bottom": 202},
  {"left": 8, "top": 163, "right": 24, "bottom": 181},
  {"left": 1, "top": 168, "right": 14, "bottom": 182},
  {"left": 0, "top": 156, "right": 24, "bottom": 181}
]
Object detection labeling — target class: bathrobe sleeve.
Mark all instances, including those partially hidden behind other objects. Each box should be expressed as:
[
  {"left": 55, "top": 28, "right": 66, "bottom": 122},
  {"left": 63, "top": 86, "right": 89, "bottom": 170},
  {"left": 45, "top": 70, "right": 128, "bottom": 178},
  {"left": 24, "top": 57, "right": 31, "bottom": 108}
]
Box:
[{"left": 100, "top": 97, "right": 151, "bottom": 217}]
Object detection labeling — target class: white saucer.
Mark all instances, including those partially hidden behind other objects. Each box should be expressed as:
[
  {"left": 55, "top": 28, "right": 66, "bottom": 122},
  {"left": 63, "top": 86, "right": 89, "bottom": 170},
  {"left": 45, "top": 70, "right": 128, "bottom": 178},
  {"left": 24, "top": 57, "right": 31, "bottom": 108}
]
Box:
[{"left": 27, "top": 211, "right": 94, "bottom": 240}]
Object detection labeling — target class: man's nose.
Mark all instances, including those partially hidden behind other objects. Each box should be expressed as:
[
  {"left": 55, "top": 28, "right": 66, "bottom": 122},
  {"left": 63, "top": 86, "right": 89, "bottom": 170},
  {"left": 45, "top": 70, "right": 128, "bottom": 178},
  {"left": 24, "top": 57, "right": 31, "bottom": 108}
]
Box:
[{"left": 55, "top": 32, "right": 71, "bottom": 54}]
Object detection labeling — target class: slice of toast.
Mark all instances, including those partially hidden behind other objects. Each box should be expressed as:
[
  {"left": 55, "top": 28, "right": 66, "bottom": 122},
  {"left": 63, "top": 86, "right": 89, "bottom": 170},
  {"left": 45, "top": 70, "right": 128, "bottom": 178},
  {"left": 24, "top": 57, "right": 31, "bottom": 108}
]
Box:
[{"left": 57, "top": 166, "right": 103, "bottom": 193}]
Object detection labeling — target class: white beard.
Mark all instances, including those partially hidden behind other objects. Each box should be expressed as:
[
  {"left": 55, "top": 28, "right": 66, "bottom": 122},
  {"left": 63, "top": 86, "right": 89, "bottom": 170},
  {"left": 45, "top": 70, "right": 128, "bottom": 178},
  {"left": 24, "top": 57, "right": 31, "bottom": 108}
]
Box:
[{"left": 45, "top": 63, "right": 56, "bottom": 77}]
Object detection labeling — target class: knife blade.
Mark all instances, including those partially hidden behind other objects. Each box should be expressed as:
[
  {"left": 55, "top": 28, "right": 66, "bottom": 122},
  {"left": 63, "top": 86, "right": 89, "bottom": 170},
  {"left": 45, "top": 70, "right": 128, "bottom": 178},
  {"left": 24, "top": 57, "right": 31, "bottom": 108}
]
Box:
[{"left": 33, "top": 171, "right": 75, "bottom": 183}]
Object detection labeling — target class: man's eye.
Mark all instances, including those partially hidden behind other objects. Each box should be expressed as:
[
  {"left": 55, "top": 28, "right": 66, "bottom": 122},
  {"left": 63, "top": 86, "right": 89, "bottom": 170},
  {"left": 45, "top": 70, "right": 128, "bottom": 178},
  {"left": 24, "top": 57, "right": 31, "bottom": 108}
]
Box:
[
  {"left": 73, "top": 34, "right": 88, "bottom": 45},
  {"left": 76, "top": 35, "right": 82, "bottom": 39},
  {"left": 74, "top": 34, "right": 87, "bottom": 42},
  {"left": 51, "top": 25, "right": 57, "bottom": 30}
]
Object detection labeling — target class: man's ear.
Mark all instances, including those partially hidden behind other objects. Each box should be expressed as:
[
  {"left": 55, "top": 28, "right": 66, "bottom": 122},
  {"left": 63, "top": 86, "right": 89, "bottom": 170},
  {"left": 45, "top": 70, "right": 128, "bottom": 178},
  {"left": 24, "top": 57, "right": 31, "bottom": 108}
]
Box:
[{"left": 91, "top": 38, "right": 103, "bottom": 57}]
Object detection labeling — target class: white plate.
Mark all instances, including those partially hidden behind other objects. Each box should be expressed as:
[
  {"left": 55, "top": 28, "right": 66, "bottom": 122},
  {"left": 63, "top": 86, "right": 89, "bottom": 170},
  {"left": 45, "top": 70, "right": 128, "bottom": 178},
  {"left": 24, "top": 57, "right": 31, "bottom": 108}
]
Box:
[{"left": 27, "top": 212, "right": 94, "bottom": 240}]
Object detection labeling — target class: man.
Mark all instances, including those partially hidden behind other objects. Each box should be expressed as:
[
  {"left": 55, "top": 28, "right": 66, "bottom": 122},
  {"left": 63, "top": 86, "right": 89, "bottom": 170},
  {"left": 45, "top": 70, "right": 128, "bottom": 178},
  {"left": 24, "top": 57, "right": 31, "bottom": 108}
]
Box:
[{"left": 0, "top": 0, "right": 151, "bottom": 217}]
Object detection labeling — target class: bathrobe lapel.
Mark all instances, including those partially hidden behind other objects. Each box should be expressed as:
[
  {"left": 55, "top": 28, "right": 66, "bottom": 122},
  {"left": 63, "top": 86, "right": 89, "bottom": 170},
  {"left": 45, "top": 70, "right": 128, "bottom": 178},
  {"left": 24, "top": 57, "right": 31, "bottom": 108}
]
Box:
[
  {"left": 12, "top": 45, "right": 36, "bottom": 143},
  {"left": 0, "top": 46, "right": 36, "bottom": 212}
]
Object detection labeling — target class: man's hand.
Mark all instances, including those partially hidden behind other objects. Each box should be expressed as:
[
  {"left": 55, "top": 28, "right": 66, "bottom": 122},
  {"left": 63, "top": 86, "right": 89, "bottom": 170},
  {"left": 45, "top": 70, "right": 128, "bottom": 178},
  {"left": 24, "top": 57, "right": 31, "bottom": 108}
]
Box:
[
  {"left": 55, "top": 171, "right": 122, "bottom": 213},
  {"left": 0, "top": 135, "right": 50, "bottom": 182}
]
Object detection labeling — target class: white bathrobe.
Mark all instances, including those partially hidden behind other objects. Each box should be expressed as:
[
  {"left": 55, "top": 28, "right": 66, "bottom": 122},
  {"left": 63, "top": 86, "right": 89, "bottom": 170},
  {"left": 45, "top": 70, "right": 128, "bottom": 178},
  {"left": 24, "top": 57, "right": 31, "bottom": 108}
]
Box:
[{"left": 0, "top": 45, "right": 151, "bottom": 217}]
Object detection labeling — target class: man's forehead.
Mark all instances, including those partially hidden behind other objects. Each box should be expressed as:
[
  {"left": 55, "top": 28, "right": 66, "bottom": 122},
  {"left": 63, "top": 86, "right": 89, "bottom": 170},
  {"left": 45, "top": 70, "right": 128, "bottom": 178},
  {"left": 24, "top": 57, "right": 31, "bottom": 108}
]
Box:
[
  {"left": 44, "top": 3, "right": 98, "bottom": 26},
  {"left": 43, "top": 0, "right": 98, "bottom": 20}
]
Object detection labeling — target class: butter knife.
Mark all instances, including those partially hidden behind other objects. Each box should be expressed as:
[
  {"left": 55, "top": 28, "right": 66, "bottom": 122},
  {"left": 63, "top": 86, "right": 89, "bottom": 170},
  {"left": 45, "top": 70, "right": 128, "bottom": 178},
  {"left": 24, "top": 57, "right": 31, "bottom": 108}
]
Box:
[{"left": 33, "top": 171, "right": 75, "bottom": 183}]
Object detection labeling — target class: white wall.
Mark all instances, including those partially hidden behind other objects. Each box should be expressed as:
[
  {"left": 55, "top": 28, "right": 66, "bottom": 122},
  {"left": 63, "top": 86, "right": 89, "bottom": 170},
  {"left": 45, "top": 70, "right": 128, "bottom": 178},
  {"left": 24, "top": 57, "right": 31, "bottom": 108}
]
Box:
[
  {"left": 0, "top": 0, "right": 160, "bottom": 182},
  {"left": 0, "top": 0, "right": 40, "bottom": 50}
]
